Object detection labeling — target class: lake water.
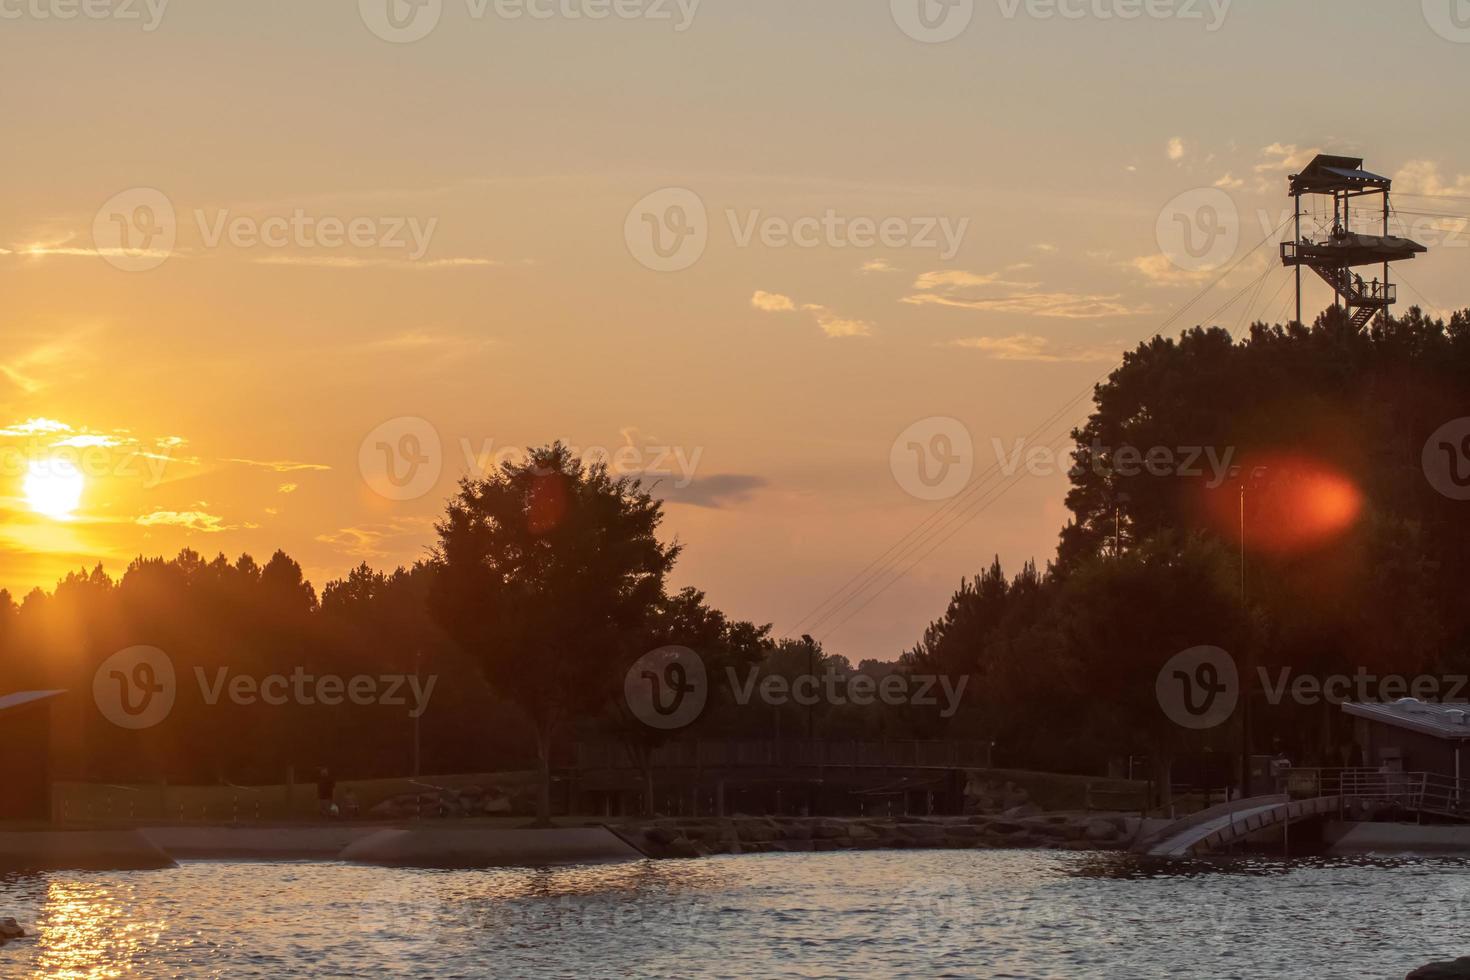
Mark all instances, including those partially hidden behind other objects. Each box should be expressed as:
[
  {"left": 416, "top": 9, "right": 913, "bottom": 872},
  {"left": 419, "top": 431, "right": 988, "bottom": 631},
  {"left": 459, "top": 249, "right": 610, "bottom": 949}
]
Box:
[{"left": 2, "top": 850, "right": 1467, "bottom": 978}]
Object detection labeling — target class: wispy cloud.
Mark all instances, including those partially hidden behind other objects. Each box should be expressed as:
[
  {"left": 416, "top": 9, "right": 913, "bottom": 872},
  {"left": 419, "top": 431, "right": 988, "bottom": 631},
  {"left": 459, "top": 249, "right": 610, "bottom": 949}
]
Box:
[
  {"left": 0, "top": 418, "right": 72, "bottom": 437},
  {"left": 945, "top": 334, "right": 1116, "bottom": 363},
  {"left": 316, "top": 518, "right": 432, "bottom": 559},
  {"left": 224, "top": 458, "right": 332, "bottom": 473},
  {"left": 751, "top": 291, "right": 796, "bottom": 312},
  {"left": 645, "top": 473, "right": 768, "bottom": 509},
  {"left": 903, "top": 269, "right": 1136, "bottom": 319},
  {"left": 750, "top": 291, "right": 874, "bottom": 338},
  {"left": 1393, "top": 160, "right": 1470, "bottom": 199},
  {"left": 250, "top": 255, "right": 500, "bottom": 270},
  {"left": 135, "top": 510, "right": 252, "bottom": 533}
]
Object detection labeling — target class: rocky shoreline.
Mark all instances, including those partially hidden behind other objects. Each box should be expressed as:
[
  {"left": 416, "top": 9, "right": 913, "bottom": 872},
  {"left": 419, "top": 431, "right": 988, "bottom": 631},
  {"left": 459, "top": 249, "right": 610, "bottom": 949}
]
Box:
[
  {"left": 0, "top": 917, "right": 26, "bottom": 947},
  {"left": 613, "top": 810, "right": 1137, "bottom": 859}
]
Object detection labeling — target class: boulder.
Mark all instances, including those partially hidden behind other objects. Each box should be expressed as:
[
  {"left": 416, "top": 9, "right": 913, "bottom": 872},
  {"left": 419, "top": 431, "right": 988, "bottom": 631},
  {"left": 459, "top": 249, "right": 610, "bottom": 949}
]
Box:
[
  {"left": 735, "top": 820, "right": 778, "bottom": 843},
  {"left": 811, "top": 820, "right": 849, "bottom": 840},
  {"left": 776, "top": 822, "right": 813, "bottom": 841},
  {"left": 665, "top": 838, "right": 702, "bottom": 859},
  {"left": 1084, "top": 819, "right": 1121, "bottom": 842},
  {"left": 1001, "top": 804, "right": 1043, "bottom": 819},
  {"left": 644, "top": 826, "right": 680, "bottom": 846},
  {"left": 896, "top": 823, "right": 947, "bottom": 840},
  {"left": 0, "top": 917, "right": 24, "bottom": 942},
  {"left": 1409, "top": 958, "right": 1470, "bottom": 979}
]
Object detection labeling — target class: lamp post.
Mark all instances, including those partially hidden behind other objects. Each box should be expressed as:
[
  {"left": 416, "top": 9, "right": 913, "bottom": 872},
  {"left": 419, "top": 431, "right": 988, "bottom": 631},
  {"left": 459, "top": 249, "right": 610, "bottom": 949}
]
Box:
[{"left": 1237, "top": 466, "right": 1268, "bottom": 797}]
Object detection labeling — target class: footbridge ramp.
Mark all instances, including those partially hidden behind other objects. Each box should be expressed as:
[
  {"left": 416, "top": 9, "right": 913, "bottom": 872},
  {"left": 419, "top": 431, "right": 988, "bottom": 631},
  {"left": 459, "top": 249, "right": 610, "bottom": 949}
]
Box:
[{"left": 1133, "top": 794, "right": 1340, "bottom": 858}]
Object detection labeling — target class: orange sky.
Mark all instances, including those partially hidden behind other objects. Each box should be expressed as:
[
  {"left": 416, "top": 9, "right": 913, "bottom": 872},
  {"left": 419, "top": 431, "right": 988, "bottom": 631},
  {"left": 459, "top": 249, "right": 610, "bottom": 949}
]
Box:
[{"left": 5, "top": 1, "right": 1470, "bottom": 659}]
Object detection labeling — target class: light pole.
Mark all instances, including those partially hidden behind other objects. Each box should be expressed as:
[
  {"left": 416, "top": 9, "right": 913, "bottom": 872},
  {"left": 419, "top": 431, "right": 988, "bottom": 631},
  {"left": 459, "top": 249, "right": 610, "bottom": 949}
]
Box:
[
  {"left": 412, "top": 646, "right": 422, "bottom": 779},
  {"left": 1237, "top": 466, "right": 1268, "bottom": 797}
]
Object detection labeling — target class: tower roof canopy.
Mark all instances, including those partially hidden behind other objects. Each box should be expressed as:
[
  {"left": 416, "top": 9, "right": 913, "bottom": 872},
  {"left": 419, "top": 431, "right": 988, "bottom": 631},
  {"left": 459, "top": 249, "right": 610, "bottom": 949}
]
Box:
[{"left": 1290, "top": 154, "right": 1391, "bottom": 195}]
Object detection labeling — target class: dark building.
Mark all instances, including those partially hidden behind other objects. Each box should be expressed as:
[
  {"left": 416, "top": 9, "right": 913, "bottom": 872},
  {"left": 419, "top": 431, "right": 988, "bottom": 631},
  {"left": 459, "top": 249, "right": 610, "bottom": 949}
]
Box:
[
  {"left": 1343, "top": 699, "right": 1470, "bottom": 783},
  {"left": 0, "top": 691, "right": 66, "bottom": 822}
]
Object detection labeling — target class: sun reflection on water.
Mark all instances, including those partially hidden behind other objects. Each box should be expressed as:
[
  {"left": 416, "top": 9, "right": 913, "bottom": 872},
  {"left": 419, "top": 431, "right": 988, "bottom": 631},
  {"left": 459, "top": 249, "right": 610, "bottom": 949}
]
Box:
[{"left": 30, "top": 880, "right": 164, "bottom": 980}]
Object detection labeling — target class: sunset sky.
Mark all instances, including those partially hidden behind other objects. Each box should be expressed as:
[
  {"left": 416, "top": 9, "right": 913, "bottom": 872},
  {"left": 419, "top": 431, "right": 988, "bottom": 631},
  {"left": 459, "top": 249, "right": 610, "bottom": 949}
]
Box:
[{"left": 5, "top": 0, "right": 1470, "bottom": 660}]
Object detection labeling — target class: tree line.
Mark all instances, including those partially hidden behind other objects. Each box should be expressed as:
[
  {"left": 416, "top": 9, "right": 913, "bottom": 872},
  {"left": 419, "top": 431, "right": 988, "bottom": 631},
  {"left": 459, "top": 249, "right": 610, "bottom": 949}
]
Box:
[{"left": 6, "top": 305, "right": 1469, "bottom": 813}]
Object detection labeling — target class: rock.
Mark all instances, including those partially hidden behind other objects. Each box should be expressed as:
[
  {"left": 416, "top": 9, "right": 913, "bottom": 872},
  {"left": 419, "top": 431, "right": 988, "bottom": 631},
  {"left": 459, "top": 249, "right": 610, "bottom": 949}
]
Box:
[
  {"left": 1408, "top": 958, "right": 1470, "bottom": 979},
  {"left": 1084, "top": 819, "right": 1121, "bottom": 842},
  {"left": 812, "top": 820, "right": 848, "bottom": 840},
  {"left": 847, "top": 822, "right": 879, "bottom": 840},
  {"left": 480, "top": 793, "right": 512, "bottom": 815},
  {"left": 1002, "top": 804, "right": 1042, "bottom": 819},
  {"left": 645, "top": 826, "right": 680, "bottom": 846},
  {"left": 735, "top": 820, "right": 778, "bottom": 843},
  {"left": 776, "top": 822, "right": 813, "bottom": 841},
  {"left": 896, "top": 823, "right": 947, "bottom": 840},
  {"left": 665, "top": 838, "right": 701, "bottom": 859},
  {"left": 0, "top": 917, "right": 24, "bottom": 941}
]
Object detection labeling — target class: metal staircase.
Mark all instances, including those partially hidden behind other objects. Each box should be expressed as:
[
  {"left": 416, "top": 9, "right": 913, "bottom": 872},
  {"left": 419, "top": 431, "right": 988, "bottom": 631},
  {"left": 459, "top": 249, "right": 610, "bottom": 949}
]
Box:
[{"left": 1279, "top": 154, "right": 1426, "bottom": 328}]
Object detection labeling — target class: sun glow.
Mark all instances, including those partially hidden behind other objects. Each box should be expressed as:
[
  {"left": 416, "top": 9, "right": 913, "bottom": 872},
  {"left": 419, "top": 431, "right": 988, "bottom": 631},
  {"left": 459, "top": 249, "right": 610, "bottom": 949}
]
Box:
[{"left": 24, "top": 458, "right": 85, "bottom": 519}]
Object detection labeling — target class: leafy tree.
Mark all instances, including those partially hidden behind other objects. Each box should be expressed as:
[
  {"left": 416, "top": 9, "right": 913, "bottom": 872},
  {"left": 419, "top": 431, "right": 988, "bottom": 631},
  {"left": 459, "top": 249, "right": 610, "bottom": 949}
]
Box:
[{"left": 429, "top": 443, "right": 679, "bottom": 824}]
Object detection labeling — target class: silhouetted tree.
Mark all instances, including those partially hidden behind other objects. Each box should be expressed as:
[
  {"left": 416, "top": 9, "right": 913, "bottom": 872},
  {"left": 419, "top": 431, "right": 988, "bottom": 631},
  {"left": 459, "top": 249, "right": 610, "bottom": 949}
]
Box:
[{"left": 430, "top": 443, "right": 679, "bottom": 824}]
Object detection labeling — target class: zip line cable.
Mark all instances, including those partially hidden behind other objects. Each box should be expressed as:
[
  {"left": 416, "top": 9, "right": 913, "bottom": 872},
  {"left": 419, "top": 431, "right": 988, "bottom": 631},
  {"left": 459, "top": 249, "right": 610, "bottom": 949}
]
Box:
[
  {"left": 787, "top": 217, "right": 1292, "bottom": 640},
  {"left": 804, "top": 247, "right": 1289, "bottom": 641}
]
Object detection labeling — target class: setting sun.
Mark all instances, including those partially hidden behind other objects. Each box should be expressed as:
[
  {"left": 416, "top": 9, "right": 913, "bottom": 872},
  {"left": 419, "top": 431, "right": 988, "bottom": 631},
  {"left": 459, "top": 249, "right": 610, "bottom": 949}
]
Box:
[{"left": 23, "top": 459, "right": 84, "bottom": 520}]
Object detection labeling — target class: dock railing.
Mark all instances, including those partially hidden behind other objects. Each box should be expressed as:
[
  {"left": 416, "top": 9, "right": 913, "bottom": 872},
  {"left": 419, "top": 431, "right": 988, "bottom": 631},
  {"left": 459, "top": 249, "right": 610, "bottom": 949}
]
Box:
[{"left": 1281, "top": 768, "right": 1466, "bottom": 819}]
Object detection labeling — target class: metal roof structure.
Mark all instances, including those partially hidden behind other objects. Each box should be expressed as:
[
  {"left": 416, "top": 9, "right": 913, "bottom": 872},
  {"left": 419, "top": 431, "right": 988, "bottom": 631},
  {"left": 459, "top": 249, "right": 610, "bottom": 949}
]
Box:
[
  {"left": 1342, "top": 699, "right": 1470, "bottom": 741},
  {"left": 0, "top": 690, "right": 66, "bottom": 715},
  {"left": 1289, "top": 154, "right": 1392, "bottom": 195}
]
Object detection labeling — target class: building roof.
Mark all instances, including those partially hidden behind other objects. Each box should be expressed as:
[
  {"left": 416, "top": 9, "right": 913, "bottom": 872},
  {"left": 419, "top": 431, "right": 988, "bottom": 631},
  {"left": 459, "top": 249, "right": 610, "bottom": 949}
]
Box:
[
  {"left": 1342, "top": 699, "right": 1470, "bottom": 741},
  {"left": 0, "top": 690, "right": 66, "bottom": 714},
  {"left": 1290, "top": 154, "right": 1392, "bottom": 195}
]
